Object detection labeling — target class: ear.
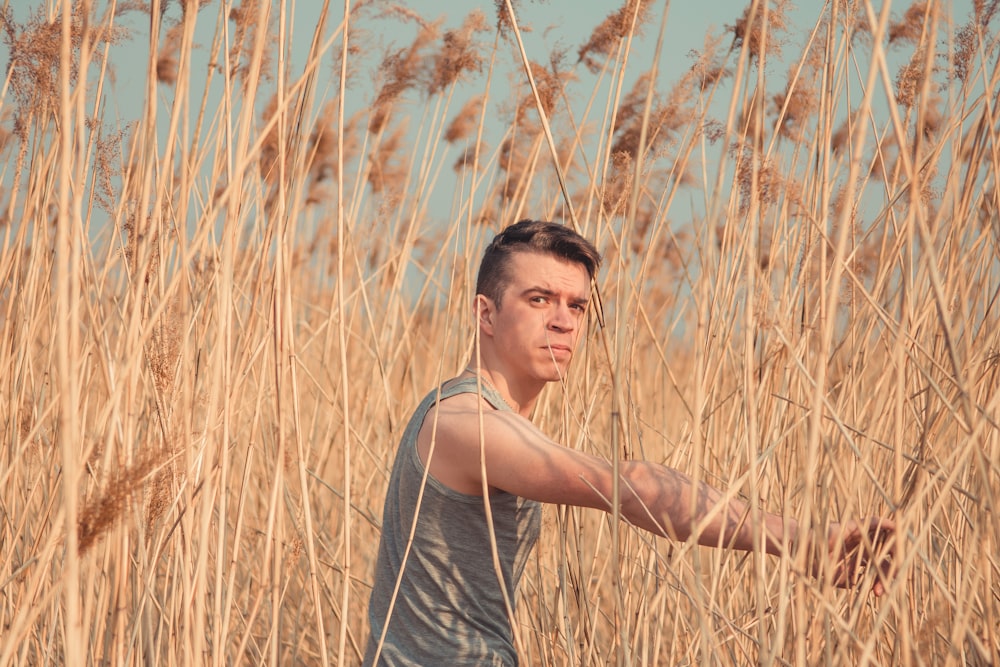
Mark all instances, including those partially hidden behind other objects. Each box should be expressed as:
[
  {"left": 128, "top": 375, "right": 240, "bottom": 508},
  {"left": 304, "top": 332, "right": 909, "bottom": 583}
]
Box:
[{"left": 474, "top": 294, "right": 496, "bottom": 336}]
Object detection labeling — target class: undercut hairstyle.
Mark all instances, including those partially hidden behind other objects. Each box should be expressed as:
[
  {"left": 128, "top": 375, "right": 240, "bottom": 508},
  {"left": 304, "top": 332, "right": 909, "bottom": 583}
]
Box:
[{"left": 475, "top": 219, "right": 602, "bottom": 306}]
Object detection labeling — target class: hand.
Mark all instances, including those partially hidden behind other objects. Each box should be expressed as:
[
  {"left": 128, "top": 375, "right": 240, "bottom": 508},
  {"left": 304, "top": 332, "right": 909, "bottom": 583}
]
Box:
[{"left": 822, "top": 517, "right": 895, "bottom": 596}]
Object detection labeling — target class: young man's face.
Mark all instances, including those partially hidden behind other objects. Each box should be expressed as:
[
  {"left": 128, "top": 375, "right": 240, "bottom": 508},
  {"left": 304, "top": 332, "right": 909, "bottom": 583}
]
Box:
[{"left": 481, "top": 250, "right": 591, "bottom": 385}]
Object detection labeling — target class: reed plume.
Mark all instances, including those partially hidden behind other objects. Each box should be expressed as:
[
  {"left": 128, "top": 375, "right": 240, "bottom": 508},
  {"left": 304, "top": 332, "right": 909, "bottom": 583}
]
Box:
[
  {"left": 444, "top": 96, "right": 484, "bottom": 144},
  {"left": 888, "top": 1, "right": 933, "bottom": 45},
  {"left": 78, "top": 449, "right": 165, "bottom": 555},
  {"left": 578, "top": 0, "right": 654, "bottom": 73},
  {"left": 427, "top": 10, "right": 489, "bottom": 96},
  {"left": 369, "top": 18, "right": 440, "bottom": 133},
  {"left": 728, "top": 0, "right": 791, "bottom": 63}
]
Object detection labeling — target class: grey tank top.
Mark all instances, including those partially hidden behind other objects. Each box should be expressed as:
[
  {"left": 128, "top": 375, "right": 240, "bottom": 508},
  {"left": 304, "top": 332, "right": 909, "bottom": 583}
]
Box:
[{"left": 364, "top": 378, "right": 542, "bottom": 666}]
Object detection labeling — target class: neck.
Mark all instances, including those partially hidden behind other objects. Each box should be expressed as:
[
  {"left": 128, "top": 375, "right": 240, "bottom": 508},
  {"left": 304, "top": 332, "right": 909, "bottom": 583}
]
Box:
[{"left": 463, "top": 364, "right": 540, "bottom": 417}]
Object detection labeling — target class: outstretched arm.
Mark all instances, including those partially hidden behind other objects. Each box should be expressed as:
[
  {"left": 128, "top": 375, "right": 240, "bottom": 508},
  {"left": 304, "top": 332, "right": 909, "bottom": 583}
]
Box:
[
  {"left": 616, "top": 459, "right": 790, "bottom": 552},
  {"left": 431, "top": 401, "right": 895, "bottom": 594},
  {"left": 617, "top": 460, "right": 894, "bottom": 595}
]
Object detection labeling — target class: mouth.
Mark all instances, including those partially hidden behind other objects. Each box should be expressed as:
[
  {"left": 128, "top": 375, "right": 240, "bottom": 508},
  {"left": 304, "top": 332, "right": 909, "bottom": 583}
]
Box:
[{"left": 545, "top": 344, "right": 573, "bottom": 360}]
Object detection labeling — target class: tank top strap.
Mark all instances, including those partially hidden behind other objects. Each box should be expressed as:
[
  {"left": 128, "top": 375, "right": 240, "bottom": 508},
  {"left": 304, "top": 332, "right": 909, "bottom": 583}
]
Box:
[{"left": 435, "top": 376, "right": 512, "bottom": 413}]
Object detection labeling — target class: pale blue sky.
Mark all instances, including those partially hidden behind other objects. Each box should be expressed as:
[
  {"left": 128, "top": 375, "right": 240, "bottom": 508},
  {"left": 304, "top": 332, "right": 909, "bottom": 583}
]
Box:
[
  {"left": 87, "top": 0, "right": 872, "bottom": 130},
  {"left": 2, "top": 0, "right": 983, "bottom": 248}
]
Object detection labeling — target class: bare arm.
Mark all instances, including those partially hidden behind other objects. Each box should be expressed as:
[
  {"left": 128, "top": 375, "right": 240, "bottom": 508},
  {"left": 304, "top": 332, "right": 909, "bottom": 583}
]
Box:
[
  {"left": 616, "top": 459, "right": 792, "bottom": 554},
  {"left": 425, "top": 398, "right": 894, "bottom": 594},
  {"left": 611, "top": 461, "right": 893, "bottom": 594}
]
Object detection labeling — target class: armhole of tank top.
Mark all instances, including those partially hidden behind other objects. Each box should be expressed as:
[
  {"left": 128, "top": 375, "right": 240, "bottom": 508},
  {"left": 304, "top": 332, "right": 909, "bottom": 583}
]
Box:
[{"left": 405, "top": 380, "right": 512, "bottom": 502}]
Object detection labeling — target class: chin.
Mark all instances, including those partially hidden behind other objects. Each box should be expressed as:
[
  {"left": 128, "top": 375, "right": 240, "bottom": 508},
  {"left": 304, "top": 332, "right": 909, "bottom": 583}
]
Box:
[{"left": 539, "top": 365, "right": 570, "bottom": 383}]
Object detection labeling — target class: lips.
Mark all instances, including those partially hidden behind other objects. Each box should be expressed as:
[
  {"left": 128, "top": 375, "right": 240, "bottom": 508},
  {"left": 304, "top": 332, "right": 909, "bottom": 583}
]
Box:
[{"left": 545, "top": 344, "right": 572, "bottom": 360}]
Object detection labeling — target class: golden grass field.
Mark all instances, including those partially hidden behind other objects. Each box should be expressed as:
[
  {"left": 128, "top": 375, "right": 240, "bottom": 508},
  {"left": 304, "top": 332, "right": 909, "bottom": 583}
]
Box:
[{"left": 1, "top": 0, "right": 998, "bottom": 664}]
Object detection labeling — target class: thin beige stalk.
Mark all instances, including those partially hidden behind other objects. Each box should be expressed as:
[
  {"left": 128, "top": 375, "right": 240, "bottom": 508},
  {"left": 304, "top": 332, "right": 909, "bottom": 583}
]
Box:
[{"left": 56, "top": 0, "right": 83, "bottom": 663}]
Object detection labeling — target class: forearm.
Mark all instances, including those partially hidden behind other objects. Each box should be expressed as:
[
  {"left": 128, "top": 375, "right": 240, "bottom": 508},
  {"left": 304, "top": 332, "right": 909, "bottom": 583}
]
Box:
[
  {"left": 614, "top": 461, "right": 894, "bottom": 594},
  {"left": 619, "top": 460, "right": 798, "bottom": 555}
]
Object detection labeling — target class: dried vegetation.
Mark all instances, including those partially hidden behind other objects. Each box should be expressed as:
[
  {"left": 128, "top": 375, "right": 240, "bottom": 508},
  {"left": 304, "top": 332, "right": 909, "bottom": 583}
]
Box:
[{"left": 1, "top": 0, "right": 999, "bottom": 665}]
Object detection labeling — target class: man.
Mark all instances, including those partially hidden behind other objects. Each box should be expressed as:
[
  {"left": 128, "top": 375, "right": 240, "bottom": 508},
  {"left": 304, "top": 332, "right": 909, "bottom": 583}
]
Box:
[{"left": 364, "top": 219, "right": 893, "bottom": 666}]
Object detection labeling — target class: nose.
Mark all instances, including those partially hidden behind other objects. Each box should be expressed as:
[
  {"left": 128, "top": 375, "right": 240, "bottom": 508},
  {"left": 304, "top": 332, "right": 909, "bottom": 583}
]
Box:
[{"left": 547, "top": 302, "right": 575, "bottom": 333}]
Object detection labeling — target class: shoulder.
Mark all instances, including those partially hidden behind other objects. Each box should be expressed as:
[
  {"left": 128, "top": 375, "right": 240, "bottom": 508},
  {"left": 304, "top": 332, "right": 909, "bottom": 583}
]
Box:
[
  {"left": 415, "top": 389, "right": 551, "bottom": 496},
  {"left": 418, "top": 391, "right": 617, "bottom": 506},
  {"left": 422, "top": 390, "right": 540, "bottom": 451}
]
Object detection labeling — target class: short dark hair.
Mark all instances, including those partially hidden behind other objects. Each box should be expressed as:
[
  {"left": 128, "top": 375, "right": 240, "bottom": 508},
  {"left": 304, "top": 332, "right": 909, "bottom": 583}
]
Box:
[{"left": 475, "top": 219, "right": 601, "bottom": 306}]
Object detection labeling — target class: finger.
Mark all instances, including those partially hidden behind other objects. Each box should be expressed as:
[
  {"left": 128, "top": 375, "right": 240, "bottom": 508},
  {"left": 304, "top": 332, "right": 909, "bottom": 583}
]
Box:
[{"left": 867, "top": 517, "right": 895, "bottom": 548}]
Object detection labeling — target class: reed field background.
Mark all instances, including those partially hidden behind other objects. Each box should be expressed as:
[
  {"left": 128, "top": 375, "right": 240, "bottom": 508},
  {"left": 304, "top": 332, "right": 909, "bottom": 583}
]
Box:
[{"left": 1, "top": 0, "right": 998, "bottom": 664}]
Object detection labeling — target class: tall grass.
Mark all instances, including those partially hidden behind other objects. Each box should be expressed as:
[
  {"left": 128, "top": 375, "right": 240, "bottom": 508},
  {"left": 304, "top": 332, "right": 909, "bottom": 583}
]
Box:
[{"left": 1, "top": 0, "right": 998, "bottom": 664}]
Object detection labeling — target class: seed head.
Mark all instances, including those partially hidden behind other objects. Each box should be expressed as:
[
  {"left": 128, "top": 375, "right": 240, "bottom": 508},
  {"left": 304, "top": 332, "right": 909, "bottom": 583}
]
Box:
[
  {"left": 578, "top": 0, "right": 654, "bottom": 74},
  {"left": 156, "top": 21, "right": 185, "bottom": 85},
  {"left": 369, "top": 19, "right": 441, "bottom": 133},
  {"left": 1, "top": 4, "right": 130, "bottom": 118},
  {"left": 888, "top": 2, "right": 932, "bottom": 45},
  {"left": 428, "top": 10, "right": 489, "bottom": 95},
  {"left": 445, "top": 96, "right": 484, "bottom": 144},
  {"left": 79, "top": 449, "right": 164, "bottom": 555},
  {"left": 228, "top": 0, "right": 275, "bottom": 85},
  {"left": 368, "top": 122, "right": 408, "bottom": 194},
  {"left": 772, "top": 73, "right": 818, "bottom": 142},
  {"left": 728, "top": 0, "right": 791, "bottom": 63},
  {"left": 895, "top": 49, "right": 928, "bottom": 107}
]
